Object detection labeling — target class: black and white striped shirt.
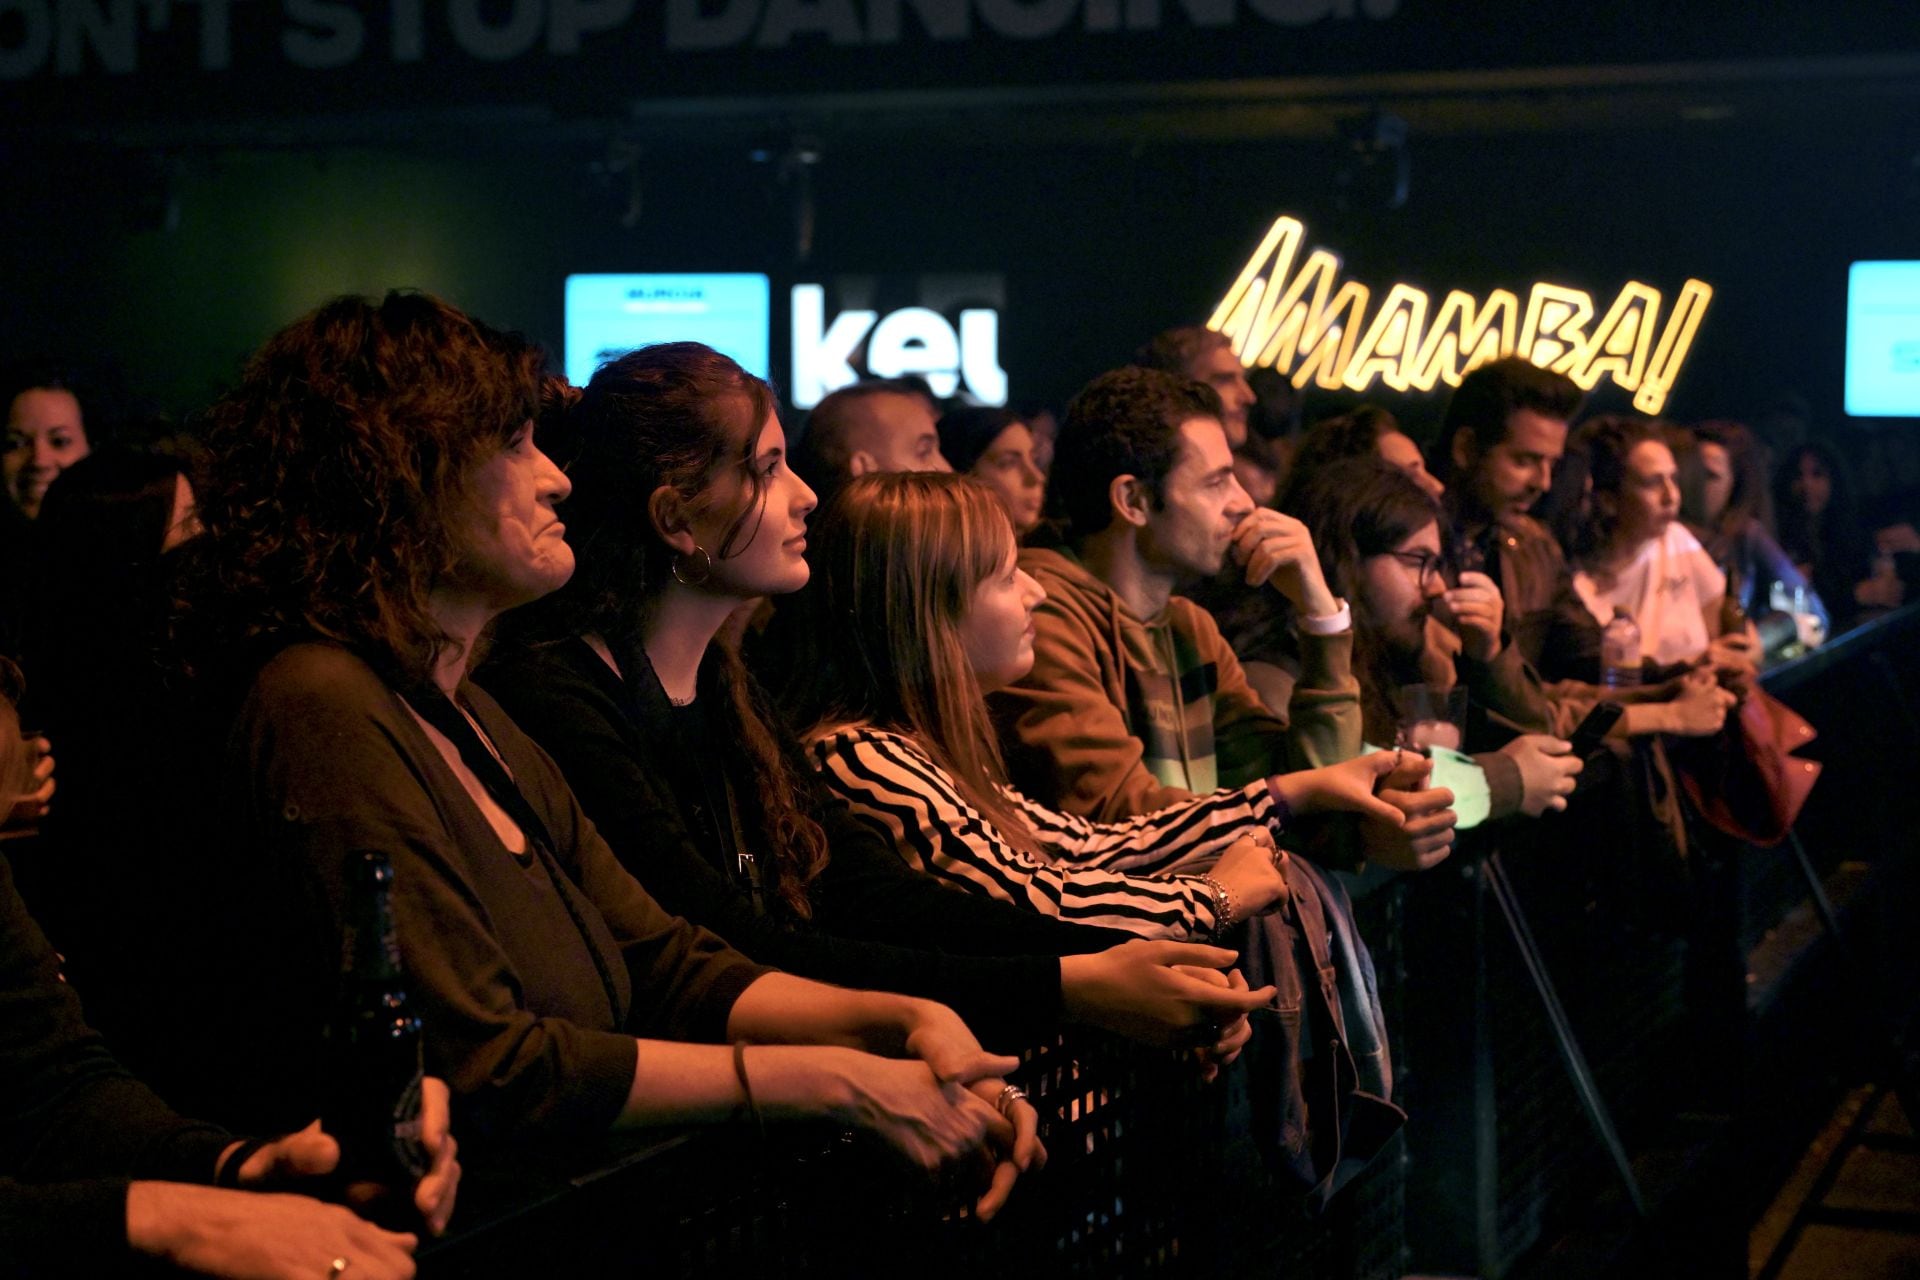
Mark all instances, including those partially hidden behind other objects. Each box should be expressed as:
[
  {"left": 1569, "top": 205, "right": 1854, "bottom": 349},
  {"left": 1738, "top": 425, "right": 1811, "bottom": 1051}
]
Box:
[{"left": 810, "top": 726, "right": 1282, "bottom": 940}]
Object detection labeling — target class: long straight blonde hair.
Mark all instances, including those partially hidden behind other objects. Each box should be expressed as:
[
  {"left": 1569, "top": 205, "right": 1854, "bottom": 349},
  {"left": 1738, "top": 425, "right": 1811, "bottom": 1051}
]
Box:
[{"left": 793, "top": 472, "right": 1041, "bottom": 855}]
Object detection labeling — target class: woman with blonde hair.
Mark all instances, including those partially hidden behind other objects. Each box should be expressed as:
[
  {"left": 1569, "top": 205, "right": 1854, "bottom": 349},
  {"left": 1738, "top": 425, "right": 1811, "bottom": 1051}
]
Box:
[{"left": 787, "top": 471, "right": 1408, "bottom": 942}]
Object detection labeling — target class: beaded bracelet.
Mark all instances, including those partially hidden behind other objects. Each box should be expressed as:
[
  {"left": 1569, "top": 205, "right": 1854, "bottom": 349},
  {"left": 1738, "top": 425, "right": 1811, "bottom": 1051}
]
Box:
[{"left": 1198, "top": 874, "right": 1237, "bottom": 943}]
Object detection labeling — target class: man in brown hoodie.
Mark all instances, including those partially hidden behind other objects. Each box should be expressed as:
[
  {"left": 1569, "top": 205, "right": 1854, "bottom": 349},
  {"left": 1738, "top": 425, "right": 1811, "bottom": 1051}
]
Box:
[{"left": 992, "top": 368, "right": 1455, "bottom": 869}]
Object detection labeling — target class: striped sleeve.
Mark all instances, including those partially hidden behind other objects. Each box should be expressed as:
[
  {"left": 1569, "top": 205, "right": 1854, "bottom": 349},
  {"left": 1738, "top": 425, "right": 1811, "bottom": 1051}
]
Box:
[
  {"left": 1008, "top": 779, "right": 1279, "bottom": 876},
  {"left": 811, "top": 729, "right": 1219, "bottom": 941}
]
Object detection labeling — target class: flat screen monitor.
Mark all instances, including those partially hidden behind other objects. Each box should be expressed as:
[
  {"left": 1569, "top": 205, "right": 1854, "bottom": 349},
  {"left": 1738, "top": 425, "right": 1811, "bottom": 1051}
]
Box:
[
  {"left": 564, "top": 273, "right": 771, "bottom": 386},
  {"left": 1846, "top": 261, "right": 1920, "bottom": 417}
]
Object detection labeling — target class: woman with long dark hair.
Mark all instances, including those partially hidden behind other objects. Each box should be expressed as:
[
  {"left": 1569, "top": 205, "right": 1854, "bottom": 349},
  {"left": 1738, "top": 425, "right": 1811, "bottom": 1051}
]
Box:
[
  {"left": 480, "top": 342, "right": 1276, "bottom": 1065},
  {"left": 174, "top": 295, "right": 1031, "bottom": 1210},
  {"left": 936, "top": 406, "right": 1048, "bottom": 537},
  {"left": 18, "top": 448, "right": 200, "bottom": 1056},
  {"left": 1677, "top": 420, "right": 1826, "bottom": 647},
  {"left": 1773, "top": 439, "right": 1895, "bottom": 628}
]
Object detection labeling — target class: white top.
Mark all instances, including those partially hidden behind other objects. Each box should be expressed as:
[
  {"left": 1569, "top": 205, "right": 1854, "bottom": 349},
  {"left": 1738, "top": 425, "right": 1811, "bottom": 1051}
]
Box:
[{"left": 1574, "top": 522, "right": 1726, "bottom": 666}]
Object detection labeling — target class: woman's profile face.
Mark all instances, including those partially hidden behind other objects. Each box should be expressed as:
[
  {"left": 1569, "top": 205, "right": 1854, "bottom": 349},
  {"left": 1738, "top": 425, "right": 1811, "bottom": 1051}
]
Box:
[
  {"left": 4, "top": 388, "right": 90, "bottom": 519},
  {"left": 1792, "top": 452, "right": 1831, "bottom": 517},
  {"left": 1613, "top": 440, "right": 1680, "bottom": 547},
  {"left": 1375, "top": 430, "right": 1445, "bottom": 501},
  {"left": 957, "top": 542, "right": 1047, "bottom": 694},
  {"left": 1357, "top": 519, "right": 1445, "bottom": 657},
  {"left": 688, "top": 410, "right": 818, "bottom": 602},
  {"left": 1697, "top": 442, "right": 1734, "bottom": 523},
  {"left": 160, "top": 473, "right": 201, "bottom": 552},
  {"left": 446, "top": 423, "right": 575, "bottom": 612},
  {"left": 968, "top": 423, "right": 1046, "bottom": 536}
]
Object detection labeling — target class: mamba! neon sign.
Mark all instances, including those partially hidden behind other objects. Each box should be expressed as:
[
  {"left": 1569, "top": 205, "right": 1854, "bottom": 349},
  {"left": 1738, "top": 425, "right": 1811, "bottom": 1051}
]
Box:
[{"left": 1207, "top": 216, "right": 1712, "bottom": 414}]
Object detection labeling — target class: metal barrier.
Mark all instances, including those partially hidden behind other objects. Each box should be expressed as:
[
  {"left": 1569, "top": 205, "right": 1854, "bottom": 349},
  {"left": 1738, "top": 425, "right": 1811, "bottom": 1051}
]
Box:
[
  {"left": 1399, "top": 603, "right": 1920, "bottom": 1278},
  {"left": 424, "top": 1025, "right": 1408, "bottom": 1278},
  {"left": 423, "top": 605, "right": 1920, "bottom": 1278}
]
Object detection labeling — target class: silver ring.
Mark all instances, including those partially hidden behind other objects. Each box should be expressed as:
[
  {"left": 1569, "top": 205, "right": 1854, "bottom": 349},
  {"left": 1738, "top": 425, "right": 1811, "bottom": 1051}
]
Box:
[
  {"left": 329, "top": 1260, "right": 349, "bottom": 1277},
  {"left": 996, "top": 1084, "right": 1028, "bottom": 1117}
]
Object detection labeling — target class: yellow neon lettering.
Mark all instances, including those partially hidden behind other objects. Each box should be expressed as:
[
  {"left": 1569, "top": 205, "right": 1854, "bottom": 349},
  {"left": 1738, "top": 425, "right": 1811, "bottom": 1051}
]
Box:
[
  {"left": 1209, "top": 216, "right": 1302, "bottom": 344},
  {"left": 1633, "top": 279, "right": 1713, "bottom": 415},
  {"left": 1343, "top": 283, "right": 1430, "bottom": 392},
  {"left": 1248, "top": 246, "right": 1344, "bottom": 369},
  {"left": 1205, "top": 216, "right": 1710, "bottom": 408},
  {"left": 1571, "top": 281, "right": 1663, "bottom": 392},
  {"left": 1406, "top": 288, "right": 1519, "bottom": 391},
  {"left": 1520, "top": 284, "right": 1595, "bottom": 373}
]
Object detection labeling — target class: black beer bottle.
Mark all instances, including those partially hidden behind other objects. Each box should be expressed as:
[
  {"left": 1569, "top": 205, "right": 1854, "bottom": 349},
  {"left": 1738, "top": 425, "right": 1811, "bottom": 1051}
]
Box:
[{"left": 321, "top": 851, "right": 430, "bottom": 1198}]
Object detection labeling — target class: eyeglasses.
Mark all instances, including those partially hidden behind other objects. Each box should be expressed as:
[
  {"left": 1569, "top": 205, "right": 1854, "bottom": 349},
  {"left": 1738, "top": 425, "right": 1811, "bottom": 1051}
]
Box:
[{"left": 1385, "top": 550, "right": 1446, "bottom": 585}]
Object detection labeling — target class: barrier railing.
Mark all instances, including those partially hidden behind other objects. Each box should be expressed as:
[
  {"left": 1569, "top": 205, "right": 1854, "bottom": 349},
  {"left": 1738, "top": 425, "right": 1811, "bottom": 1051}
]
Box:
[
  {"left": 424, "top": 607, "right": 1919, "bottom": 1278},
  {"left": 423, "top": 1027, "right": 1407, "bottom": 1278}
]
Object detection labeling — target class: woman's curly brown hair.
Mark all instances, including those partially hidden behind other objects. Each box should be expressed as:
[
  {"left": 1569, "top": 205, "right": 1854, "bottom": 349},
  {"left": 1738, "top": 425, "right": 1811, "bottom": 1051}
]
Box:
[{"left": 177, "top": 291, "right": 544, "bottom": 687}]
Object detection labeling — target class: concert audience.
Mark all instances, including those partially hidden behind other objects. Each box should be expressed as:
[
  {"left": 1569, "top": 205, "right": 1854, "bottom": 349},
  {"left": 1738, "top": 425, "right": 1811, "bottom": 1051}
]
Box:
[
  {"left": 789, "top": 470, "right": 1407, "bottom": 936},
  {"left": 1279, "top": 405, "right": 1444, "bottom": 510},
  {"left": 0, "top": 676, "right": 462, "bottom": 1279},
  {"left": 1677, "top": 419, "right": 1827, "bottom": 649},
  {"left": 1288, "top": 456, "right": 1581, "bottom": 824},
  {"left": 1774, "top": 439, "right": 1899, "bottom": 627},
  {"left": 789, "top": 380, "right": 951, "bottom": 510},
  {"left": 1430, "top": 356, "right": 1598, "bottom": 682},
  {"left": 0, "top": 266, "right": 1884, "bottom": 1268},
  {"left": 993, "top": 366, "right": 1455, "bottom": 872},
  {"left": 936, "top": 406, "right": 1048, "bottom": 537},
  {"left": 14, "top": 449, "right": 202, "bottom": 1063},
  {"left": 1566, "top": 415, "right": 1756, "bottom": 673},
  {"left": 480, "top": 342, "right": 1271, "bottom": 1059},
  {"left": 169, "top": 294, "right": 1036, "bottom": 1216}
]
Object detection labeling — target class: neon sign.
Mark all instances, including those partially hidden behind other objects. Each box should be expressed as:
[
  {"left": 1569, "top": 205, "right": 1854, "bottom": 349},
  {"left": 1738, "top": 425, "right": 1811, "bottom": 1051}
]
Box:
[{"left": 1207, "top": 216, "right": 1712, "bottom": 414}]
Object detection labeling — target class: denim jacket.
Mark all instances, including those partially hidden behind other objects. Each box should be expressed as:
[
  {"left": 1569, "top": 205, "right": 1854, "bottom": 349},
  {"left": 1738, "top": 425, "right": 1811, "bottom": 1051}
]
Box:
[{"left": 1238, "top": 857, "right": 1404, "bottom": 1206}]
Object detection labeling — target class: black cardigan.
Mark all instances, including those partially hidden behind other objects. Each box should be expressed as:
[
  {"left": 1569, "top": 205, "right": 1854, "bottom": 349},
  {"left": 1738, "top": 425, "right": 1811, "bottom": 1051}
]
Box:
[
  {"left": 478, "top": 635, "right": 1129, "bottom": 1050},
  {"left": 0, "top": 854, "right": 232, "bottom": 1278}
]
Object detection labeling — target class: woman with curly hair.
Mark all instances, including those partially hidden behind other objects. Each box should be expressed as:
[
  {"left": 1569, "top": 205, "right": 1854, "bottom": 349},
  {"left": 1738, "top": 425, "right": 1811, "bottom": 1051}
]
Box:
[
  {"left": 480, "top": 342, "right": 1277, "bottom": 1065},
  {"left": 1567, "top": 415, "right": 1756, "bottom": 672},
  {"left": 176, "top": 293, "right": 1035, "bottom": 1212}
]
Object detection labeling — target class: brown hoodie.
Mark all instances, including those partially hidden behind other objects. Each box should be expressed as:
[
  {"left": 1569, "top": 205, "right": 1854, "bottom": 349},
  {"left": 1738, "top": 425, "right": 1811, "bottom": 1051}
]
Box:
[{"left": 992, "top": 545, "right": 1361, "bottom": 822}]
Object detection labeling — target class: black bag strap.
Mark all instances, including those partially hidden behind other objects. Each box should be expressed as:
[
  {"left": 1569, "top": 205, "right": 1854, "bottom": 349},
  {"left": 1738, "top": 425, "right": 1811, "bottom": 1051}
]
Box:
[
  {"left": 405, "top": 687, "right": 558, "bottom": 863},
  {"left": 404, "top": 685, "right": 625, "bottom": 1018}
]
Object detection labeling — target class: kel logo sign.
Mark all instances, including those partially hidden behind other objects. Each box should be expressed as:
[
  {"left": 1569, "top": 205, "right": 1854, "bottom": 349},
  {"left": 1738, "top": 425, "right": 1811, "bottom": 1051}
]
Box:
[
  {"left": 792, "top": 283, "right": 1008, "bottom": 409},
  {"left": 1209, "top": 216, "right": 1712, "bottom": 415}
]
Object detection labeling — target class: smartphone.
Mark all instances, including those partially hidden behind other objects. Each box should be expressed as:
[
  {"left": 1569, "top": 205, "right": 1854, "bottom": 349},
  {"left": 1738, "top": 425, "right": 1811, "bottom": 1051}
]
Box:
[{"left": 1567, "top": 702, "right": 1624, "bottom": 757}]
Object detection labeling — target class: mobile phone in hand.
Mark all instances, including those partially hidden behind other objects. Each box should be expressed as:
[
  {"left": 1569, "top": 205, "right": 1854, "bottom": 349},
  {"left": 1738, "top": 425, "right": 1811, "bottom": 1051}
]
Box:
[{"left": 1568, "top": 702, "right": 1624, "bottom": 757}]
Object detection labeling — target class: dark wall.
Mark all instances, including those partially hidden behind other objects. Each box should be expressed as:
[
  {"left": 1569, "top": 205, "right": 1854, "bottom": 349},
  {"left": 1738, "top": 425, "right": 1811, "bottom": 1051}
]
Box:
[{"left": 2, "top": 108, "right": 1914, "bottom": 450}]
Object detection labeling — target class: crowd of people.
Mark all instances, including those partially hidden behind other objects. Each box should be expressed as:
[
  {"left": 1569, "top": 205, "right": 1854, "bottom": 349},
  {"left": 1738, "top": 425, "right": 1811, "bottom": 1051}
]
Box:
[{"left": 0, "top": 297, "right": 1910, "bottom": 1276}]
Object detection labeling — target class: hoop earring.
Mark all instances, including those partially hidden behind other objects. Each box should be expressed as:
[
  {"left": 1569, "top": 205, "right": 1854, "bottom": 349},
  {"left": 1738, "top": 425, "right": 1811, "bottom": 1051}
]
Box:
[{"left": 671, "top": 546, "right": 713, "bottom": 586}]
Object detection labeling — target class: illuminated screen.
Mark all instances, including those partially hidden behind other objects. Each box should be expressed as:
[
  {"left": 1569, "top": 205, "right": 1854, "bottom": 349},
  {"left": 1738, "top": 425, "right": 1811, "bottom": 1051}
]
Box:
[
  {"left": 1846, "top": 262, "right": 1920, "bottom": 417},
  {"left": 564, "top": 273, "right": 771, "bottom": 386}
]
